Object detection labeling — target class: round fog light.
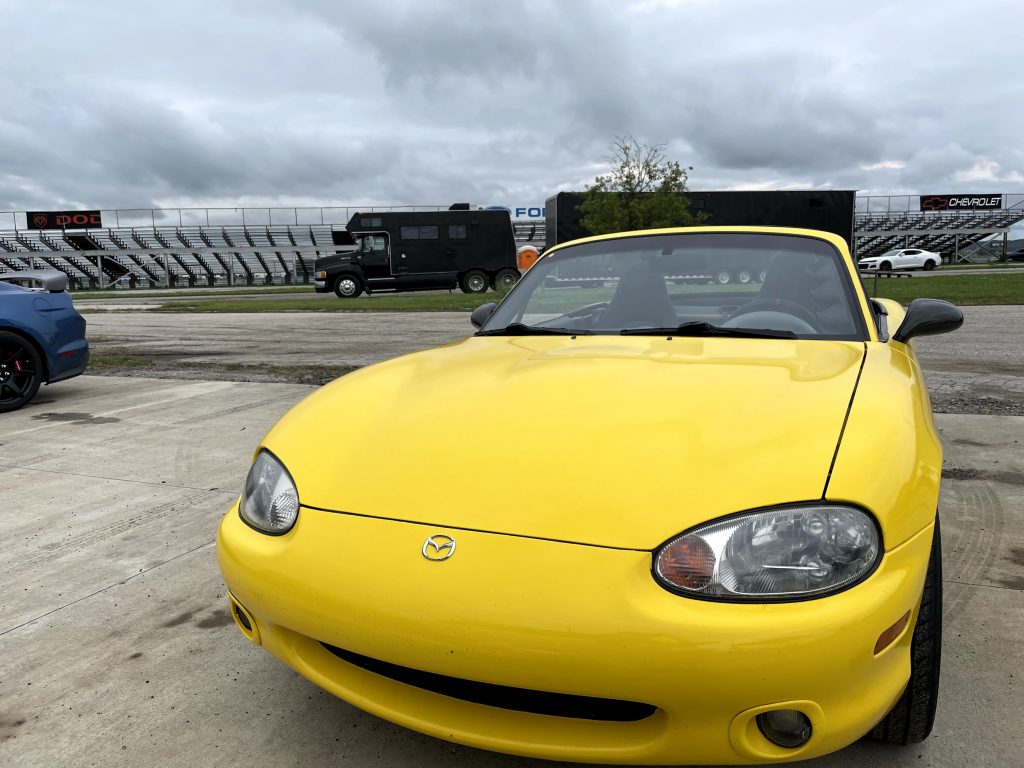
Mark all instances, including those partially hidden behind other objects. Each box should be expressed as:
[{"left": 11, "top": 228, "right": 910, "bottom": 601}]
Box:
[{"left": 757, "top": 709, "right": 812, "bottom": 748}]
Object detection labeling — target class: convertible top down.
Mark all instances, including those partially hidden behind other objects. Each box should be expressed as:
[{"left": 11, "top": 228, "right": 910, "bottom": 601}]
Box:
[{"left": 217, "top": 227, "right": 961, "bottom": 764}]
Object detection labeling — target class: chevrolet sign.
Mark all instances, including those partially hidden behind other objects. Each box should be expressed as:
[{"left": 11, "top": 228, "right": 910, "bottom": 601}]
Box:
[{"left": 920, "top": 194, "right": 1002, "bottom": 211}]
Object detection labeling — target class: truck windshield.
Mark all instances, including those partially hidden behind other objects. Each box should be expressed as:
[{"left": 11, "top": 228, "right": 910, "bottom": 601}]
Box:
[{"left": 479, "top": 232, "right": 867, "bottom": 340}]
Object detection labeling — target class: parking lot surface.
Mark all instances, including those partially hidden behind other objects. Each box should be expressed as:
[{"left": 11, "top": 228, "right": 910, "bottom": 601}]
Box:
[
  {"left": 2, "top": 369, "right": 1022, "bottom": 767},
  {"left": 83, "top": 306, "right": 1024, "bottom": 414}
]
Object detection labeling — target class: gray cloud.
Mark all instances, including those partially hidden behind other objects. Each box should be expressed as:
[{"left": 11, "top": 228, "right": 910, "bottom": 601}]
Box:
[{"left": 1, "top": 0, "right": 1023, "bottom": 213}]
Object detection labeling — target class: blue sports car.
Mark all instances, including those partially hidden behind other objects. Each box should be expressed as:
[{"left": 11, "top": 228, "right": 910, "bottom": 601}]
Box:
[{"left": 0, "top": 270, "right": 89, "bottom": 412}]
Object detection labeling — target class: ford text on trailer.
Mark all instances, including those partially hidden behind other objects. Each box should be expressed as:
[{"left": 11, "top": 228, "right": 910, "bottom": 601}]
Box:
[{"left": 314, "top": 209, "right": 520, "bottom": 298}]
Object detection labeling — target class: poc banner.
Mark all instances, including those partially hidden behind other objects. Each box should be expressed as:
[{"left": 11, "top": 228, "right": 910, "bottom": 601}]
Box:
[
  {"left": 920, "top": 194, "right": 1002, "bottom": 211},
  {"left": 26, "top": 210, "right": 103, "bottom": 229}
]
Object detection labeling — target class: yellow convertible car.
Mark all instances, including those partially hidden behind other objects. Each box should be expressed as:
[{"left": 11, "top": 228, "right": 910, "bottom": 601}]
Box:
[{"left": 217, "top": 227, "right": 962, "bottom": 764}]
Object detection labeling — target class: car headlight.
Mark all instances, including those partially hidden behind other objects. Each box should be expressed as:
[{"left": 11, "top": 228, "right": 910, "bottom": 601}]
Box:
[
  {"left": 654, "top": 504, "right": 880, "bottom": 601},
  {"left": 316, "top": 271, "right": 327, "bottom": 279},
  {"left": 239, "top": 450, "right": 299, "bottom": 535}
]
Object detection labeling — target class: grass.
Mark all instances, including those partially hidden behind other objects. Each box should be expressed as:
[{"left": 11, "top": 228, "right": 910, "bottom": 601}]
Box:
[
  {"left": 149, "top": 293, "right": 504, "bottom": 312},
  {"left": 868, "top": 273, "right": 1024, "bottom": 305},
  {"left": 72, "top": 285, "right": 312, "bottom": 299},
  {"left": 937, "top": 261, "right": 1024, "bottom": 270}
]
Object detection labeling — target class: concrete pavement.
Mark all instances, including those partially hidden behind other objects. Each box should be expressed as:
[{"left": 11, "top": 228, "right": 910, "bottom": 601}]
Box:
[{"left": 1, "top": 375, "right": 1022, "bottom": 768}]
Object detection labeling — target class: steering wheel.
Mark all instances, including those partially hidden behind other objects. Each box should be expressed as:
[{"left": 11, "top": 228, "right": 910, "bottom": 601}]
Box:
[{"left": 724, "top": 298, "right": 821, "bottom": 331}]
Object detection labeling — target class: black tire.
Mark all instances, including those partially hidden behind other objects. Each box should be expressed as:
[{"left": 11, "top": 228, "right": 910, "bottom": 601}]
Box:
[
  {"left": 715, "top": 269, "right": 732, "bottom": 285},
  {"left": 735, "top": 269, "right": 753, "bottom": 285},
  {"left": 871, "top": 517, "right": 942, "bottom": 745},
  {"left": 333, "top": 274, "right": 363, "bottom": 299},
  {"left": 492, "top": 268, "right": 520, "bottom": 294},
  {"left": 880, "top": 261, "right": 892, "bottom": 271},
  {"left": 923, "top": 260, "right": 937, "bottom": 271},
  {"left": 0, "top": 331, "right": 43, "bottom": 413},
  {"left": 460, "top": 270, "right": 489, "bottom": 294},
  {"left": 758, "top": 269, "right": 768, "bottom": 283}
]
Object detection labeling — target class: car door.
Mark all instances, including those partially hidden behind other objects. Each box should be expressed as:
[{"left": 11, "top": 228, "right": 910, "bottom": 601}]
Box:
[
  {"left": 357, "top": 234, "right": 391, "bottom": 280},
  {"left": 900, "top": 249, "right": 920, "bottom": 269}
]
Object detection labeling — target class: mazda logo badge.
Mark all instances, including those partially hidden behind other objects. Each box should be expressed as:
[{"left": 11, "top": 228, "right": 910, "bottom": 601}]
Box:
[{"left": 422, "top": 535, "right": 456, "bottom": 561}]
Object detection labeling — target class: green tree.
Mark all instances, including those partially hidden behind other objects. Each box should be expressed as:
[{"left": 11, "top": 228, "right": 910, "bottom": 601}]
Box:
[{"left": 579, "top": 136, "right": 705, "bottom": 236}]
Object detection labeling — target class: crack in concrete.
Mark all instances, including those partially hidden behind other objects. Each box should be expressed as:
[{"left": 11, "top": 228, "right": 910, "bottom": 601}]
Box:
[
  {"left": 0, "top": 540, "right": 215, "bottom": 638},
  {"left": 0, "top": 463, "right": 237, "bottom": 494}
]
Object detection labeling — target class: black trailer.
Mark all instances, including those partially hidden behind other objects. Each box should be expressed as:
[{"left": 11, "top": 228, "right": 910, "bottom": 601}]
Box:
[
  {"left": 314, "top": 209, "right": 520, "bottom": 298},
  {"left": 544, "top": 190, "right": 856, "bottom": 285}
]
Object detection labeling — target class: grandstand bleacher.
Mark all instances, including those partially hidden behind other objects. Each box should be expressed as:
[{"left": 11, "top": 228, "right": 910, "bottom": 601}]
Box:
[
  {"left": 853, "top": 194, "right": 1024, "bottom": 261},
  {"left": 0, "top": 208, "right": 547, "bottom": 288},
  {"left": 1, "top": 197, "right": 1021, "bottom": 288}
]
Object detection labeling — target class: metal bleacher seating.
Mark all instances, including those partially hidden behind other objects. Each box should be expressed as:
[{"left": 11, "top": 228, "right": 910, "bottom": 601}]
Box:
[
  {"left": 0, "top": 213, "right": 549, "bottom": 289},
  {"left": 853, "top": 200, "right": 1024, "bottom": 262}
]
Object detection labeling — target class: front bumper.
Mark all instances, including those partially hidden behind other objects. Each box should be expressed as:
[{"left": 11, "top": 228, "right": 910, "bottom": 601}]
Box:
[
  {"left": 217, "top": 506, "right": 932, "bottom": 765},
  {"left": 858, "top": 263, "right": 880, "bottom": 271},
  {"left": 313, "top": 279, "right": 327, "bottom": 293}
]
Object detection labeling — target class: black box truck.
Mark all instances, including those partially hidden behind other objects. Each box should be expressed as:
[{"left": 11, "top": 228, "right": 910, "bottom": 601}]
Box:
[{"left": 314, "top": 208, "right": 520, "bottom": 298}]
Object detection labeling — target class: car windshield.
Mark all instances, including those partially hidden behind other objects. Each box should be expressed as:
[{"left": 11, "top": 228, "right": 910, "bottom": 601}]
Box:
[{"left": 480, "top": 232, "right": 867, "bottom": 340}]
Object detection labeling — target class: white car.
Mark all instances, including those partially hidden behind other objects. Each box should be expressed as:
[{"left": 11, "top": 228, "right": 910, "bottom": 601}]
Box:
[{"left": 858, "top": 248, "right": 941, "bottom": 272}]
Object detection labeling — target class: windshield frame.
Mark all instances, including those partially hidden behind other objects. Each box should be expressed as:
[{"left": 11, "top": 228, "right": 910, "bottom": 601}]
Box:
[{"left": 479, "top": 230, "right": 873, "bottom": 342}]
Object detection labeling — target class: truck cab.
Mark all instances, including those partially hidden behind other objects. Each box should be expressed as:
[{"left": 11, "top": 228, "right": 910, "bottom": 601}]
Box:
[{"left": 314, "top": 208, "right": 520, "bottom": 298}]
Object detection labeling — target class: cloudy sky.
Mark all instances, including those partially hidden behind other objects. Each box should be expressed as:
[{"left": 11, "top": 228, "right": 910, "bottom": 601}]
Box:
[{"left": 2, "top": 0, "right": 1023, "bottom": 213}]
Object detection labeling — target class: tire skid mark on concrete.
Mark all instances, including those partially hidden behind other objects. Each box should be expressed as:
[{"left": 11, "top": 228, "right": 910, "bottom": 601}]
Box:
[
  {"left": 12, "top": 489, "right": 216, "bottom": 572},
  {"left": 0, "top": 461, "right": 235, "bottom": 493},
  {"left": 943, "top": 481, "right": 1006, "bottom": 624},
  {"left": 0, "top": 379, "right": 237, "bottom": 440}
]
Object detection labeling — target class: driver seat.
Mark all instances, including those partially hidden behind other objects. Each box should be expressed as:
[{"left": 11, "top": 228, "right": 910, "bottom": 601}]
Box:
[{"left": 600, "top": 262, "right": 678, "bottom": 329}]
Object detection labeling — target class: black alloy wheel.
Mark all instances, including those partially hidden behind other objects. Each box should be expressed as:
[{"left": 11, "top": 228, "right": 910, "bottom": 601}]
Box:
[
  {"left": 0, "top": 331, "right": 43, "bottom": 413},
  {"left": 880, "top": 261, "right": 892, "bottom": 271}
]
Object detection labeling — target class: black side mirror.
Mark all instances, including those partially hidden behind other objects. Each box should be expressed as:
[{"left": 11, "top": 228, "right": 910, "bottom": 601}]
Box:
[
  {"left": 470, "top": 302, "right": 497, "bottom": 329},
  {"left": 892, "top": 298, "right": 963, "bottom": 343}
]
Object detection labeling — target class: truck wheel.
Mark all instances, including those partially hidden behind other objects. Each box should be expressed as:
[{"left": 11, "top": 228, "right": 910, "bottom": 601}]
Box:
[
  {"left": 460, "top": 270, "right": 489, "bottom": 294},
  {"left": 0, "top": 331, "right": 42, "bottom": 413},
  {"left": 492, "top": 268, "right": 520, "bottom": 294},
  {"left": 758, "top": 269, "right": 768, "bottom": 283},
  {"left": 715, "top": 269, "right": 732, "bottom": 285},
  {"left": 333, "top": 275, "right": 363, "bottom": 299},
  {"left": 735, "top": 269, "right": 753, "bottom": 284},
  {"left": 870, "top": 517, "right": 942, "bottom": 745}
]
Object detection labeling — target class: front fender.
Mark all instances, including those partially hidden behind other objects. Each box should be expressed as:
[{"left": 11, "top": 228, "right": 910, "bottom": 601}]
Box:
[{"left": 825, "top": 342, "right": 941, "bottom": 550}]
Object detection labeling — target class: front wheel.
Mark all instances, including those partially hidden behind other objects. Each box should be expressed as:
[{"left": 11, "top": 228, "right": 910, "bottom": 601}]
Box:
[
  {"left": 880, "top": 261, "right": 892, "bottom": 271},
  {"left": 715, "top": 269, "right": 732, "bottom": 285},
  {"left": 735, "top": 269, "right": 753, "bottom": 284},
  {"left": 0, "top": 331, "right": 43, "bottom": 413},
  {"left": 492, "top": 268, "right": 520, "bottom": 294},
  {"left": 871, "top": 517, "right": 942, "bottom": 745},
  {"left": 460, "top": 270, "right": 489, "bottom": 294},
  {"left": 333, "top": 275, "right": 363, "bottom": 299}
]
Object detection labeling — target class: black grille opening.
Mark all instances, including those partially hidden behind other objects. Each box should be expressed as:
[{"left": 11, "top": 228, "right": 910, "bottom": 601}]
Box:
[
  {"left": 320, "top": 642, "right": 656, "bottom": 722},
  {"left": 233, "top": 603, "right": 252, "bottom": 631}
]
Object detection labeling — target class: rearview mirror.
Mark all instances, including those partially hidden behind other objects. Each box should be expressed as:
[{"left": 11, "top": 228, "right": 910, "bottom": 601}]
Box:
[
  {"left": 470, "top": 302, "right": 497, "bottom": 329},
  {"left": 892, "top": 298, "right": 963, "bottom": 343}
]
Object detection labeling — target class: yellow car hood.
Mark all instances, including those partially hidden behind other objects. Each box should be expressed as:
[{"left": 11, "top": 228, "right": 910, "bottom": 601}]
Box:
[{"left": 266, "top": 336, "right": 866, "bottom": 550}]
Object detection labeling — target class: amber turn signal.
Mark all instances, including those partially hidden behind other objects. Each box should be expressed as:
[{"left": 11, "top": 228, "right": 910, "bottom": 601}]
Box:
[
  {"left": 874, "top": 611, "right": 911, "bottom": 654},
  {"left": 655, "top": 536, "right": 715, "bottom": 590}
]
